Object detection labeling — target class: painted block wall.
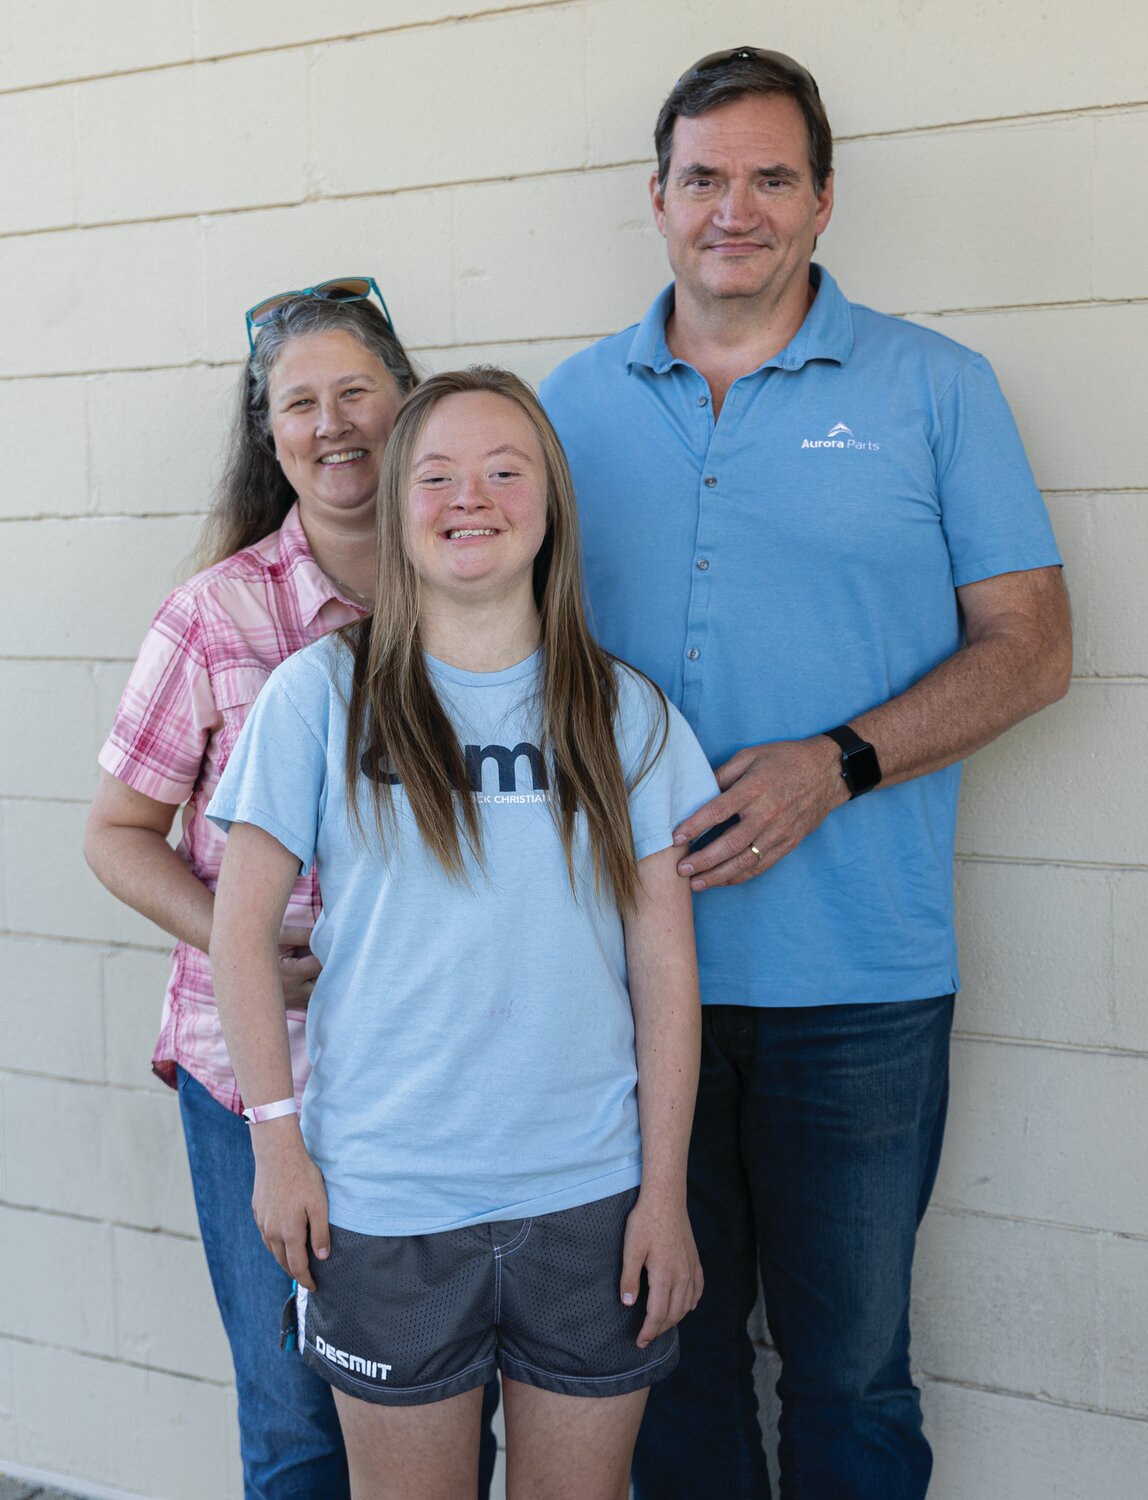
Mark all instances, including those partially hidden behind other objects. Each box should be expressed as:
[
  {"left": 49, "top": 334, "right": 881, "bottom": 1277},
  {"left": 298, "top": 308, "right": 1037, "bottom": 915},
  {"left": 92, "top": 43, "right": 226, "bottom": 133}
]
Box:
[{"left": 1, "top": 2, "right": 1143, "bottom": 1496}]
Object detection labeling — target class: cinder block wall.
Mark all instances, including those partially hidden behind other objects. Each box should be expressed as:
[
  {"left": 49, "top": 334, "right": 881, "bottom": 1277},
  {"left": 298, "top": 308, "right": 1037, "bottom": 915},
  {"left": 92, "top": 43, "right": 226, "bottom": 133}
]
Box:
[{"left": 1, "top": 4, "right": 1143, "bottom": 1497}]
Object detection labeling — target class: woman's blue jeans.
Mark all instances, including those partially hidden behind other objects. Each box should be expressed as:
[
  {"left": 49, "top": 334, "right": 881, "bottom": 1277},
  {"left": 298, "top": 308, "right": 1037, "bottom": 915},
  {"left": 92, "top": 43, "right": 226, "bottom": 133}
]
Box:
[
  {"left": 632, "top": 994, "right": 954, "bottom": 1500},
  {"left": 177, "top": 1067, "right": 499, "bottom": 1498},
  {"left": 177, "top": 1067, "right": 351, "bottom": 1500}
]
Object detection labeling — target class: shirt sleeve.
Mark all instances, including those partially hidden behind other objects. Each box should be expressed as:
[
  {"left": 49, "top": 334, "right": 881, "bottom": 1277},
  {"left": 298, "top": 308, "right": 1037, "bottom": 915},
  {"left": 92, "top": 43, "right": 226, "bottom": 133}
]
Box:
[
  {"left": 934, "top": 353, "right": 1063, "bottom": 588},
  {"left": 206, "top": 660, "right": 330, "bottom": 871},
  {"left": 615, "top": 666, "right": 720, "bottom": 861},
  {"left": 97, "top": 588, "right": 220, "bottom": 804}
]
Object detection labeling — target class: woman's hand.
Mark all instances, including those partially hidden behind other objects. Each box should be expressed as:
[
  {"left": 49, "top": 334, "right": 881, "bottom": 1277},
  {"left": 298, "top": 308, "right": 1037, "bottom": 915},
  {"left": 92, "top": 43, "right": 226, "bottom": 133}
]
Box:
[
  {"left": 249, "top": 1116, "right": 331, "bottom": 1291},
  {"left": 278, "top": 925, "right": 321, "bottom": 1008},
  {"left": 620, "top": 1186, "right": 703, "bottom": 1349}
]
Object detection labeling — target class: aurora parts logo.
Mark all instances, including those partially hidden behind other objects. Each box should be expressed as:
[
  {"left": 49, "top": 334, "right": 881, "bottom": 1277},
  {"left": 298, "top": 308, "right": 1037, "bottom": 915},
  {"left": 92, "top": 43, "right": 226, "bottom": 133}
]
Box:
[{"left": 802, "top": 421, "right": 879, "bottom": 452}]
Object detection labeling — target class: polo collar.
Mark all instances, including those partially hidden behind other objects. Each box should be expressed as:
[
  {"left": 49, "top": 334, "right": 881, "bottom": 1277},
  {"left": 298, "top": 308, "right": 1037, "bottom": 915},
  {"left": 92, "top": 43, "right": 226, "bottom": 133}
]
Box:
[
  {"left": 626, "top": 263, "right": 854, "bottom": 376},
  {"left": 626, "top": 285, "right": 679, "bottom": 373}
]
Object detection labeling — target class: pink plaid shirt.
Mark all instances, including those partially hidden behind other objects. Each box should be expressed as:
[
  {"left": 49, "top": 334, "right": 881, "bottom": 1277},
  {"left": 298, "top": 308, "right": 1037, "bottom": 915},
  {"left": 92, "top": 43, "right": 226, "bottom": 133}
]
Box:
[{"left": 99, "top": 505, "right": 367, "bottom": 1113}]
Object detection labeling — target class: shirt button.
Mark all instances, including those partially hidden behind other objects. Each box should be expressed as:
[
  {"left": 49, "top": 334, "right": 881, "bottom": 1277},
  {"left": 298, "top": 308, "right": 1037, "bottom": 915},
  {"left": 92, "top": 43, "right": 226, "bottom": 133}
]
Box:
[
  {"left": 696, "top": 559, "right": 710, "bottom": 570},
  {"left": 687, "top": 647, "right": 700, "bottom": 661},
  {"left": 704, "top": 476, "right": 717, "bottom": 488},
  {"left": 697, "top": 395, "right": 709, "bottom": 407}
]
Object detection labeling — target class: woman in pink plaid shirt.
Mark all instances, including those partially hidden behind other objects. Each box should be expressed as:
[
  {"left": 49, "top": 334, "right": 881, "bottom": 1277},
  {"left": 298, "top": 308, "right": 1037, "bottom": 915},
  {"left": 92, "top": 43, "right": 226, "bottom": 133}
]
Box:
[{"left": 85, "top": 283, "right": 421, "bottom": 1500}]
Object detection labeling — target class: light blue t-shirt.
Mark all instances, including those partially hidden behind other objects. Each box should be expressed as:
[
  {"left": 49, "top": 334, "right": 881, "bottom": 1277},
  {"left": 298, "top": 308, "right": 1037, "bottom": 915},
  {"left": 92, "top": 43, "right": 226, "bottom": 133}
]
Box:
[
  {"left": 208, "top": 638, "right": 717, "bottom": 1235},
  {"left": 541, "top": 265, "right": 1062, "bottom": 1007}
]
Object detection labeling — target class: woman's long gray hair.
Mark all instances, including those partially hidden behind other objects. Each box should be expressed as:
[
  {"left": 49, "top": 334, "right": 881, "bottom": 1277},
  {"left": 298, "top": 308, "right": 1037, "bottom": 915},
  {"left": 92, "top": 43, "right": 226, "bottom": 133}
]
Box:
[{"left": 199, "top": 295, "right": 418, "bottom": 567}]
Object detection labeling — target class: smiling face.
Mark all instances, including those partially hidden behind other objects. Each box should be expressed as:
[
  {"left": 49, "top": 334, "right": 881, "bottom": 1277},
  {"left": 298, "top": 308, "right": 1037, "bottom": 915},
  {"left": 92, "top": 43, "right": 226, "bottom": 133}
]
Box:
[
  {"left": 651, "top": 91, "right": 833, "bottom": 324},
  {"left": 405, "top": 390, "right": 550, "bottom": 609},
  {"left": 267, "top": 329, "right": 406, "bottom": 527}
]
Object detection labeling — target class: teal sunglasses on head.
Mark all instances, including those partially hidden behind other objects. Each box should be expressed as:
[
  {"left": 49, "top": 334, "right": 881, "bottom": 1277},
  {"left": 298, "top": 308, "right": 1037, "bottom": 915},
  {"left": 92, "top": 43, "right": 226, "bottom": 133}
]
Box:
[{"left": 245, "top": 276, "right": 394, "bottom": 350}]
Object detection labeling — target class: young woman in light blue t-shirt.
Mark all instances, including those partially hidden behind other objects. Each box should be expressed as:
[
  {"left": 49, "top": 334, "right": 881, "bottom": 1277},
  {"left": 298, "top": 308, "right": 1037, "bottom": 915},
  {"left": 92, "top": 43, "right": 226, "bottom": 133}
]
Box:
[{"left": 209, "top": 367, "right": 718, "bottom": 1499}]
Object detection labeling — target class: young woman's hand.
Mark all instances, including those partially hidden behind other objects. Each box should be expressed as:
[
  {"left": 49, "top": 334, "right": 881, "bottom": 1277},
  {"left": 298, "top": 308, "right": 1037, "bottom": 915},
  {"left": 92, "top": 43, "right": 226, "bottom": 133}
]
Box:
[
  {"left": 249, "top": 1117, "right": 330, "bottom": 1291},
  {"left": 620, "top": 1186, "right": 703, "bottom": 1348}
]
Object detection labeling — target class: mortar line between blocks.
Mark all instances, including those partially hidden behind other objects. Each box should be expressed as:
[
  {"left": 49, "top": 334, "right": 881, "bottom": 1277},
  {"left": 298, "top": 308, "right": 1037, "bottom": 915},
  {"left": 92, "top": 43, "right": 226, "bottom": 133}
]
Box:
[
  {"left": 0, "top": 1197, "right": 200, "bottom": 1240},
  {"left": 0, "top": 0, "right": 587, "bottom": 96},
  {"left": 925, "top": 1200, "right": 1148, "bottom": 1242},
  {"left": 916, "top": 1370, "right": 1148, "bottom": 1423},
  {"left": 0, "top": 333, "right": 591, "bottom": 383},
  {"left": 951, "top": 1029, "right": 1148, "bottom": 1060},
  {"left": 954, "top": 853, "right": 1148, "bottom": 871},
  {"left": 0, "top": 1326, "right": 232, "bottom": 1387}
]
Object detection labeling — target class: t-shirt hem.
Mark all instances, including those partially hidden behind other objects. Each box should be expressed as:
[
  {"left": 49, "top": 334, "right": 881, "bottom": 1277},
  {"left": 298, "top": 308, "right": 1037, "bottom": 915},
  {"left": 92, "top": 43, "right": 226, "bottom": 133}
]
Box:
[
  {"left": 633, "top": 831, "right": 674, "bottom": 861},
  {"left": 206, "top": 799, "right": 313, "bottom": 870},
  {"left": 324, "top": 1161, "right": 642, "bottom": 1237},
  {"left": 699, "top": 968, "right": 960, "bottom": 1007}
]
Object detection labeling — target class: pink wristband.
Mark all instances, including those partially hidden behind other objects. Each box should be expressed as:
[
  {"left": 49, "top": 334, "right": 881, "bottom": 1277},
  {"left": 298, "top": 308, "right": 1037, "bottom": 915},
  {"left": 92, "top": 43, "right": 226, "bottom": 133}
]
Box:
[{"left": 242, "top": 1097, "right": 298, "bottom": 1125}]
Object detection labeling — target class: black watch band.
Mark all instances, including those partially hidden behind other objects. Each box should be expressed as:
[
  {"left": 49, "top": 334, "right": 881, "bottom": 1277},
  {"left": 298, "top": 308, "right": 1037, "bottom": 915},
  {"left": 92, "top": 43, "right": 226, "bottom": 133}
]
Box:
[{"left": 823, "top": 724, "right": 882, "bottom": 799}]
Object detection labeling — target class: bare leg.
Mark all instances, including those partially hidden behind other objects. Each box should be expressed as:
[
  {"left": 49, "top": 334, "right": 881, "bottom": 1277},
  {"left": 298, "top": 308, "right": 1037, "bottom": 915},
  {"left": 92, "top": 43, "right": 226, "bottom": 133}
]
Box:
[
  {"left": 333, "top": 1384, "right": 485, "bottom": 1500},
  {"left": 503, "top": 1376, "right": 648, "bottom": 1500}
]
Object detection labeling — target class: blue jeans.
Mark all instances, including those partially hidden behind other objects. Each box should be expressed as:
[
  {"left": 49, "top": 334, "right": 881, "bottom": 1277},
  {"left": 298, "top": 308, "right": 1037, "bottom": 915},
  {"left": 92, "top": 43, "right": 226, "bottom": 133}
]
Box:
[
  {"left": 632, "top": 994, "right": 953, "bottom": 1500},
  {"left": 177, "top": 1067, "right": 500, "bottom": 1498}
]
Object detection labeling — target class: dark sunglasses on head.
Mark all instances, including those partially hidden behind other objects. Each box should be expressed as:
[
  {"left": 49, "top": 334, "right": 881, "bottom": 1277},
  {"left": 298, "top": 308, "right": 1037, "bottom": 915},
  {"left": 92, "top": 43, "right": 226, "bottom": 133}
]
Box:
[
  {"left": 680, "top": 46, "right": 820, "bottom": 98},
  {"left": 245, "top": 276, "right": 394, "bottom": 350}
]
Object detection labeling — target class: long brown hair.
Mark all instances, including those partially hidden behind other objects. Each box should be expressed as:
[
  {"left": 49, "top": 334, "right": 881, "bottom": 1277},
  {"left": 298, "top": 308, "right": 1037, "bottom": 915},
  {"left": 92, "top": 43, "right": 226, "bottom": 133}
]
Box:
[
  {"left": 342, "top": 366, "right": 667, "bottom": 913},
  {"left": 199, "top": 295, "right": 419, "bottom": 568}
]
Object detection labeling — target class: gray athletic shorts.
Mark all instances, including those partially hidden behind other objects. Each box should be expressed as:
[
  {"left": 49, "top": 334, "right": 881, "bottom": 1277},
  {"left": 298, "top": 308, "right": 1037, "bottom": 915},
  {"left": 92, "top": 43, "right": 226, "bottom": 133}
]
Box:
[{"left": 295, "top": 1186, "right": 679, "bottom": 1405}]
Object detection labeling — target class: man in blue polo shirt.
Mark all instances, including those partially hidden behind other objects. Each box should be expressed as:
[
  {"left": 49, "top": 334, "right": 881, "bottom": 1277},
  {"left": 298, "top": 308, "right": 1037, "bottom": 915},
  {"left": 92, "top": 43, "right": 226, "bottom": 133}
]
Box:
[{"left": 540, "top": 46, "right": 1072, "bottom": 1500}]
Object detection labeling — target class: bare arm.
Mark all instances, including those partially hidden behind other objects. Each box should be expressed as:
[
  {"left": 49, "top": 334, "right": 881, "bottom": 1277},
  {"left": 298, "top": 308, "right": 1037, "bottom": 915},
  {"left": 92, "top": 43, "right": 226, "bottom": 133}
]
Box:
[
  {"left": 85, "top": 769, "right": 214, "bottom": 949},
  {"left": 210, "top": 821, "right": 329, "bottom": 1289},
  {"left": 674, "top": 565, "right": 1072, "bottom": 889},
  {"left": 619, "top": 843, "right": 704, "bottom": 1347},
  {"left": 84, "top": 768, "right": 320, "bottom": 1000}
]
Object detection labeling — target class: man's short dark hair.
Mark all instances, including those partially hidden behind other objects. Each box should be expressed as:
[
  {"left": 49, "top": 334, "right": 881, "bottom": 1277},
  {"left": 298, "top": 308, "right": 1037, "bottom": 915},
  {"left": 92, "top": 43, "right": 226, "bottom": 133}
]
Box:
[{"left": 654, "top": 47, "right": 833, "bottom": 194}]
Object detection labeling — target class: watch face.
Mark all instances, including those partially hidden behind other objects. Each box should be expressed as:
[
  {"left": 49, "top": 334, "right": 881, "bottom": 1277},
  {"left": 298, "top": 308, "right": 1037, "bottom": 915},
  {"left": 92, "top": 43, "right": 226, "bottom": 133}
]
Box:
[{"left": 842, "top": 742, "right": 881, "bottom": 796}]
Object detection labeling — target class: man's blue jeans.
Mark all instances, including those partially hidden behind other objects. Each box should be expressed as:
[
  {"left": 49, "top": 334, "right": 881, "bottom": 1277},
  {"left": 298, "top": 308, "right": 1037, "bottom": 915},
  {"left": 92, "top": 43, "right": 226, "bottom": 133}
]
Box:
[{"left": 632, "top": 994, "right": 953, "bottom": 1500}]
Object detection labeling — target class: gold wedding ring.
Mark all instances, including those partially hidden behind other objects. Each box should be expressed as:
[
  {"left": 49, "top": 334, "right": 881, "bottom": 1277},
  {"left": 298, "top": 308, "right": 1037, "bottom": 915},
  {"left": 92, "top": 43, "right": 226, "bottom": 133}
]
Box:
[{"left": 749, "top": 843, "right": 763, "bottom": 859}]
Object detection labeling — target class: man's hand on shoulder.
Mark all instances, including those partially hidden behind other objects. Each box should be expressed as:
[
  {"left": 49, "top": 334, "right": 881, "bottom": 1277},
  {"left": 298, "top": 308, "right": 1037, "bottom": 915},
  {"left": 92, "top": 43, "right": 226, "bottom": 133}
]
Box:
[
  {"left": 670, "top": 567, "right": 1071, "bottom": 893},
  {"left": 673, "top": 737, "right": 848, "bottom": 889}
]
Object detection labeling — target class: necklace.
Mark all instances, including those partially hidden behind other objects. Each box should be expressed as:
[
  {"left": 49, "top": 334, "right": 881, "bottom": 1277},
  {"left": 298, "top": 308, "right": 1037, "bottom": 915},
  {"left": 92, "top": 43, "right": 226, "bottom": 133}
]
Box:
[{"left": 322, "top": 567, "right": 373, "bottom": 608}]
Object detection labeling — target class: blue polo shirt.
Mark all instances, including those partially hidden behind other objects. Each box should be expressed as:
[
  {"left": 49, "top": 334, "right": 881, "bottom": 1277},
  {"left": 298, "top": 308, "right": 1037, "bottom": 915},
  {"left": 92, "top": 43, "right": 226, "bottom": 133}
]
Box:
[{"left": 541, "top": 265, "right": 1061, "bottom": 1006}]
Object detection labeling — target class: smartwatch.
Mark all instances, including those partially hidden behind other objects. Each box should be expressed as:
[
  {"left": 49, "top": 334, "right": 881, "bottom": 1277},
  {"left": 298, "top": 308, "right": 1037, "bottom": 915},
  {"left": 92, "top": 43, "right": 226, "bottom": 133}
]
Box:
[{"left": 823, "top": 724, "right": 882, "bottom": 799}]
